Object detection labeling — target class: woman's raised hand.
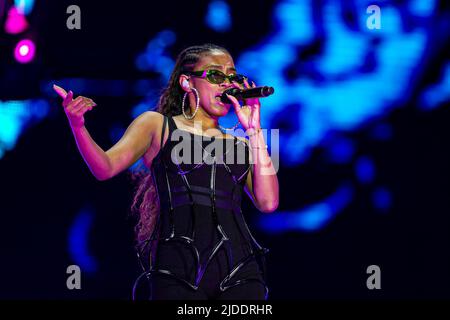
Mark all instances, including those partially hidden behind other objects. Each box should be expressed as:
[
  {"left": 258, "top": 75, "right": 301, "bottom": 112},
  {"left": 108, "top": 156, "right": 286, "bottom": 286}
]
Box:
[
  {"left": 53, "top": 84, "right": 97, "bottom": 129},
  {"left": 225, "top": 79, "right": 261, "bottom": 132}
]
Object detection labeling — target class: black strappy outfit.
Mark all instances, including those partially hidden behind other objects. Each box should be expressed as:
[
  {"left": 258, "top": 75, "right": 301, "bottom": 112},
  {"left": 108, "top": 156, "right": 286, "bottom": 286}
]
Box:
[{"left": 136, "top": 115, "right": 269, "bottom": 300}]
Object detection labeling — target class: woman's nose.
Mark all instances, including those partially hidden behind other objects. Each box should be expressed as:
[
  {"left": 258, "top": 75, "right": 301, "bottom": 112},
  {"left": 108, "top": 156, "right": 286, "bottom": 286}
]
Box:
[
  {"left": 221, "top": 79, "right": 237, "bottom": 88},
  {"left": 220, "top": 81, "right": 233, "bottom": 89}
]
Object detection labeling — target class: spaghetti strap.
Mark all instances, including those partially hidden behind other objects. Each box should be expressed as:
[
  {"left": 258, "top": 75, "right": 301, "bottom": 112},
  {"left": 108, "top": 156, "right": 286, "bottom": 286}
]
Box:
[
  {"left": 160, "top": 115, "right": 168, "bottom": 151},
  {"left": 167, "top": 115, "right": 178, "bottom": 133}
]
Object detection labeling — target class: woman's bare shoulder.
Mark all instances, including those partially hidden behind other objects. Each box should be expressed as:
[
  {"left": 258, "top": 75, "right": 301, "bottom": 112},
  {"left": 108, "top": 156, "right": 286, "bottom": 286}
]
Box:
[
  {"left": 135, "top": 110, "right": 164, "bottom": 134},
  {"left": 139, "top": 110, "right": 163, "bottom": 123}
]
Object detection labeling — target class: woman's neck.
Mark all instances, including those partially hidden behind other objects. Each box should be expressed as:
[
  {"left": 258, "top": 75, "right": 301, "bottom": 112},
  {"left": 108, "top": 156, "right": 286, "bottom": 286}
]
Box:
[{"left": 181, "top": 107, "right": 221, "bottom": 132}]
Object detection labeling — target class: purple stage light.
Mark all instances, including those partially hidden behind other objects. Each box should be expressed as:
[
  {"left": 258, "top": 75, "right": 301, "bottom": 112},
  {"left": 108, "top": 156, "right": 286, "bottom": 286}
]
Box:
[
  {"left": 14, "top": 39, "right": 35, "bottom": 63},
  {"left": 5, "top": 6, "right": 29, "bottom": 34}
]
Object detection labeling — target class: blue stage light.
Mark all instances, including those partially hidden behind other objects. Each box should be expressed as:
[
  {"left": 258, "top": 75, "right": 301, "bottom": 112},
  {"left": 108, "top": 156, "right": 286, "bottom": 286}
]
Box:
[
  {"left": 372, "top": 187, "right": 392, "bottom": 212},
  {"left": 205, "top": 0, "right": 231, "bottom": 32},
  {"left": 355, "top": 156, "right": 375, "bottom": 184},
  {"left": 0, "top": 99, "right": 49, "bottom": 159},
  {"left": 68, "top": 208, "right": 98, "bottom": 274},
  {"left": 259, "top": 183, "right": 354, "bottom": 232}
]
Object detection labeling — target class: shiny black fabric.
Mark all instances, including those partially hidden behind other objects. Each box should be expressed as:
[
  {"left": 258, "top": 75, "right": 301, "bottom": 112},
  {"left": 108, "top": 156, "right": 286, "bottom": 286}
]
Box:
[{"left": 135, "top": 115, "right": 269, "bottom": 300}]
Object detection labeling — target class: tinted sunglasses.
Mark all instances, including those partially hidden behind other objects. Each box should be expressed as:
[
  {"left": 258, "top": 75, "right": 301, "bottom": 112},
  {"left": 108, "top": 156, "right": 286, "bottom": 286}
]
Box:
[{"left": 187, "top": 69, "right": 248, "bottom": 85}]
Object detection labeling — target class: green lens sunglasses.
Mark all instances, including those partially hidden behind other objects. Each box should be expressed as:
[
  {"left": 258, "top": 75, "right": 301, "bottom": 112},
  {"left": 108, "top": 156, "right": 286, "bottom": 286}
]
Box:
[{"left": 187, "top": 69, "right": 248, "bottom": 85}]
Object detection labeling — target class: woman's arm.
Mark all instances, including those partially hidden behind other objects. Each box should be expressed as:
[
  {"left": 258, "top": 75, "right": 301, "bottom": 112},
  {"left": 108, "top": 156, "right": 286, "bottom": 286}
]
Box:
[
  {"left": 241, "top": 134, "right": 279, "bottom": 213},
  {"left": 54, "top": 84, "right": 159, "bottom": 181},
  {"left": 73, "top": 111, "right": 159, "bottom": 180},
  {"left": 224, "top": 79, "right": 279, "bottom": 214}
]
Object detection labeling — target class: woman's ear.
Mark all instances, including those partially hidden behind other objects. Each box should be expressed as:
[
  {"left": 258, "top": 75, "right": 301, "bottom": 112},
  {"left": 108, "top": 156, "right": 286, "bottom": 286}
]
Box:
[{"left": 179, "top": 75, "right": 190, "bottom": 92}]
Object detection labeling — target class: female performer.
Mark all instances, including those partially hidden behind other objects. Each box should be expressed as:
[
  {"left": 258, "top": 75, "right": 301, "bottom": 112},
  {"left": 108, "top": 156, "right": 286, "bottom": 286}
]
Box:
[{"left": 54, "top": 43, "right": 279, "bottom": 300}]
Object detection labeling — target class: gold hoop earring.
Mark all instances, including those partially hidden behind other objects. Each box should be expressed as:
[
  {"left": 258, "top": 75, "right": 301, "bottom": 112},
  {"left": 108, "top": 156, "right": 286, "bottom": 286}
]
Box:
[{"left": 182, "top": 87, "right": 200, "bottom": 120}]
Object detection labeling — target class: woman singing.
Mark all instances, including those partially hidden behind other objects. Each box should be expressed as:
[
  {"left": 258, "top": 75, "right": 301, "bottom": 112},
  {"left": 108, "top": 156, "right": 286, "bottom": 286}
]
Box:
[{"left": 54, "top": 43, "right": 279, "bottom": 300}]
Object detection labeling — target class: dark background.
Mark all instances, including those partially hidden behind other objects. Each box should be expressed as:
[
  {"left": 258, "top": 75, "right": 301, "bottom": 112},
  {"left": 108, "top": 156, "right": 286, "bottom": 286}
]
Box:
[{"left": 0, "top": 0, "right": 449, "bottom": 299}]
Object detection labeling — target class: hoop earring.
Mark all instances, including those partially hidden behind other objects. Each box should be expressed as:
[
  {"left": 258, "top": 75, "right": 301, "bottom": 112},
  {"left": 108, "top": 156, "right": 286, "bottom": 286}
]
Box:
[{"left": 182, "top": 87, "right": 200, "bottom": 120}]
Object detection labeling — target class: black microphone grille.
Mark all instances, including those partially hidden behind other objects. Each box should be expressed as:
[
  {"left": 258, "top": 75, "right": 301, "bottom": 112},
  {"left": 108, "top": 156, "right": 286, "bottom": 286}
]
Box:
[{"left": 262, "top": 86, "right": 275, "bottom": 96}]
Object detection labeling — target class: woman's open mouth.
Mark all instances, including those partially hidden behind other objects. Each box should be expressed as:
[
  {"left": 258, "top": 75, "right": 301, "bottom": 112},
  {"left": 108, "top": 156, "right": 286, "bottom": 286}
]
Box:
[{"left": 215, "top": 94, "right": 230, "bottom": 106}]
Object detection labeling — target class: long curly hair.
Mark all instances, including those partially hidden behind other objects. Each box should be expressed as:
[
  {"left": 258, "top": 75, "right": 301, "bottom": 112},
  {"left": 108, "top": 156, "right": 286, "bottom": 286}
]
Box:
[{"left": 130, "top": 43, "right": 230, "bottom": 249}]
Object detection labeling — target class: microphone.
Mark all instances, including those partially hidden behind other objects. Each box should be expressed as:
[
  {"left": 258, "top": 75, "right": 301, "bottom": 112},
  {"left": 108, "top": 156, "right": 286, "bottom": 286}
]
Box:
[{"left": 220, "top": 86, "right": 275, "bottom": 104}]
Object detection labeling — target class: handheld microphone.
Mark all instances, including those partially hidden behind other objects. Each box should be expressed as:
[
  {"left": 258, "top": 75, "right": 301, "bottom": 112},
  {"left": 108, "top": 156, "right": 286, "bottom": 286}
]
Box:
[{"left": 220, "top": 86, "right": 275, "bottom": 104}]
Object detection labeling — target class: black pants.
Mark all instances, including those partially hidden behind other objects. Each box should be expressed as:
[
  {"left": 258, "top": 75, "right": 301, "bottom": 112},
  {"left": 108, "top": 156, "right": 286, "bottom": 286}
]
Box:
[{"left": 150, "top": 249, "right": 267, "bottom": 300}]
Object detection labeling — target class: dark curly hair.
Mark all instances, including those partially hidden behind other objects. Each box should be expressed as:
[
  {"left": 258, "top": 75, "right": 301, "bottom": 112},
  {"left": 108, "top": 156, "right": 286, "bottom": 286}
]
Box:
[{"left": 130, "top": 43, "right": 231, "bottom": 249}]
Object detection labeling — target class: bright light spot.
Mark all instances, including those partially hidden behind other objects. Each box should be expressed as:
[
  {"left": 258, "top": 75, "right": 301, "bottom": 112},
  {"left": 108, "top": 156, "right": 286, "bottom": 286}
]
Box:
[
  {"left": 19, "top": 45, "right": 29, "bottom": 55},
  {"left": 409, "top": 0, "right": 435, "bottom": 17},
  {"left": 135, "top": 30, "right": 176, "bottom": 80},
  {"left": 0, "top": 99, "right": 49, "bottom": 159},
  {"left": 14, "top": 39, "right": 35, "bottom": 64},
  {"left": 5, "top": 6, "right": 29, "bottom": 34},
  {"left": 14, "top": 0, "right": 35, "bottom": 15},
  {"left": 205, "top": 0, "right": 231, "bottom": 32}
]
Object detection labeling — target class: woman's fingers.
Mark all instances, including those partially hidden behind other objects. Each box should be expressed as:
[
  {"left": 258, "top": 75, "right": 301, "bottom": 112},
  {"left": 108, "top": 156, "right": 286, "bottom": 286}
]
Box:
[
  {"left": 53, "top": 84, "right": 67, "bottom": 99},
  {"left": 55, "top": 85, "right": 97, "bottom": 110},
  {"left": 226, "top": 93, "right": 249, "bottom": 113},
  {"left": 53, "top": 85, "right": 96, "bottom": 129},
  {"left": 230, "top": 82, "right": 242, "bottom": 90},
  {"left": 66, "top": 96, "right": 83, "bottom": 111},
  {"left": 71, "top": 102, "right": 87, "bottom": 114},
  {"left": 240, "top": 78, "right": 260, "bottom": 107},
  {"left": 68, "top": 97, "right": 96, "bottom": 110},
  {"left": 74, "top": 104, "right": 93, "bottom": 116},
  {"left": 74, "top": 102, "right": 95, "bottom": 114},
  {"left": 72, "top": 102, "right": 95, "bottom": 115},
  {"left": 87, "top": 98, "right": 97, "bottom": 106},
  {"left": 226, "top": 93, "right": 240, "bottom": 109},
  {"left": 63, "top": 90, "right": 73, "bottom": 108},
  {"left": 243, "top": 78, "right": 251, "bottom": 89}
]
